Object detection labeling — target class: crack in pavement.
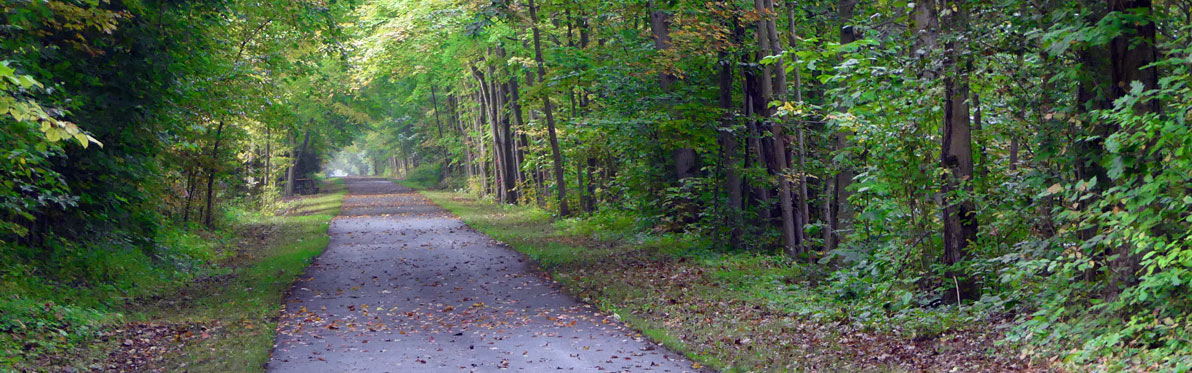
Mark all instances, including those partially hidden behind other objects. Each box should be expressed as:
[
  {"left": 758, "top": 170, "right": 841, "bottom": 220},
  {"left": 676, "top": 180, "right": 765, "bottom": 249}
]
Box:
[{"left": 267, "top": 178, "right": 697, "bottom": 372}]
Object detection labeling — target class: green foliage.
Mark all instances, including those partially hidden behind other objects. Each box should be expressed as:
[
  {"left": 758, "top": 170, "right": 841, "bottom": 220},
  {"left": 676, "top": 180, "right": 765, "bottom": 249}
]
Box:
[
  {"left": 0, "top": 225, "right": 220, "bottom": 366},
  {"left": 0, "top": 297, "right": 110, "bottom": 367},
  {"left": 404, "top": 162, "right": 444, "bottom": 190}
]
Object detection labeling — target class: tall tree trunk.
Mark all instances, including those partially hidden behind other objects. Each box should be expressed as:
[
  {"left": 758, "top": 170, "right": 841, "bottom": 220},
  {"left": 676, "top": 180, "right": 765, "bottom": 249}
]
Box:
[
  {"left": 528, "top": 0, "right": 570, "bottom": 216},
  {"left": 183, "top": 168, "right": 197, "bottom": 223},
  {"left": 264, "top": 126, "right": 271, "bottom": 189},
  {"left": 585, "top": 157, "right": 597, "bottom": 212},
  {"left": 649, "top": 0, "right": 698, "bottom": 181},
  {"left": 431, "top": 84, "right": 448, "bottom": 163},
  {"left": 576, "top": 158, "right": 587, "bottom": 214},
  {"left": 472, "top": 91, "right": 490, "bottom": 196},
  {"left": 285, "top": 130, "right": 310, "bottom": 197},
  {"left": 759, "top": 0, "right": 799, "bottom": 255},
  {"left": 499, "top": 83, "right": 518, "bottom": 204},
  {"left": 509, "top": 67, "right": 528, "bottom": 203},
  {"left": 829, "top": 0, "right": 860, "bottom": 251},
  {"left": 1106, "top": 0, "right": 1158, "bottom": 295},
  {"left": 451, "top": 94, "right": 475, "bottom": 180},
  {"left": 204, "top": 121, "right": 226, "bottom": 228},
  {"left": 1109, "top": 0, "right": 1159, "bottom": 113},
  {"left": 973, "top": 92, "right": 988, "bottom": 178},
  {"left": 742, "top": 49, "right": 772, "bottom": 222},
  {"left": 717, "top": 33, "right": 743, "bottom": 247},
  {"left": 788, "top": 4, "right": 811, "bottom": 255},
  {"left": 939, "top": 0, "right": 978, "bottom": 301},
  {"left": 473, "top": 61, "right": 510, "bottom": 203}
]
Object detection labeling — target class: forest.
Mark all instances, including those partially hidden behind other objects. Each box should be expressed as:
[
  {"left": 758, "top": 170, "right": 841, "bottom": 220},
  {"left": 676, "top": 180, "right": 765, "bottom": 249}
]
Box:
[{"left": 2, "top": 0, "right": 1191, "bottom": 370}]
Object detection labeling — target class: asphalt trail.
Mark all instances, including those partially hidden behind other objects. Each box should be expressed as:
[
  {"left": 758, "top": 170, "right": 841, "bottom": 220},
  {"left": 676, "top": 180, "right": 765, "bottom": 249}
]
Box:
[{"left": 268, "top": 178, "right": 696, "bottom": 372}]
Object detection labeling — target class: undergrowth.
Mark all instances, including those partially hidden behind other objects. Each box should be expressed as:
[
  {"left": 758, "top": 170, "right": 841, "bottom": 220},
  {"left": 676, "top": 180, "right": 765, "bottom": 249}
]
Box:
[{"left": 0, "top": 179, "right": 345, "bottom": 370}]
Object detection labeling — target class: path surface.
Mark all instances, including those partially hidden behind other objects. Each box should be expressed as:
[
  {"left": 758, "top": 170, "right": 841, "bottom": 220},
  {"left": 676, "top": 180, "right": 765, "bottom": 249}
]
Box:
[{"left": 268, "top": 178, "right": 696, "bottom": 372}]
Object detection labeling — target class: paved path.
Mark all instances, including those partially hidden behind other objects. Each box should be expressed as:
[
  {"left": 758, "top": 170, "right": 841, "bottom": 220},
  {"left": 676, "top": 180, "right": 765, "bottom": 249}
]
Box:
[{"left": 268, "top": 178, "right": 696, "bottom": 372}]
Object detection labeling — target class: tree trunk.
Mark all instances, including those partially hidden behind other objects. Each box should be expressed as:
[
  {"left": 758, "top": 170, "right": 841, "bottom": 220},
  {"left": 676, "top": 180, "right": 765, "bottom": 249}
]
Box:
[
  {"left": 264, "top": 126, "right": 271, "bottom": 189},
  {"left": 472, "top": 61, "right": 511, "bottom": 203},
  {"left": 939, "top": 0, "right": 978, "bottom": 301},
  {"left": 741, "top": 49, "right": 772, "bottom": 222},
  {"left": 528, "top": 0, "right": 570, "bottom": 216},
  {"left": 204, "top": 120, "right": 226, "bottom": 228},
  {"left": 183, "top": 168, "right": 197, "bottom": 223},
  {"left": 472, "top": 91, "right": 490, "bottom": 196},
  {"left": 509, "top": 68, "right": 528, "bottom": 203},
  {"left": 585, "top": 157, "right": 597, "bottom": 212},
  {"left": 649, "top": 0, "right": 698, "bottom": 182},
  {"left": 1106, "top": 0, "right": 1158, "bottom": 295},
  {"left": 973, "top": 92, "right": 988, "bottom": 178},
  {"left": 759, "top": 0, "right": 799, "bottom": 255},
  {"left": 829, "top": 0, "right": 860, "bottom": 252},
  {"left": 717, "top": 33, "right": 743, "bottom": 247},
  {"left": 431, "top": 84, "right": 448, "bottom": 163},
  {"left": 285, "top": 130, "right": 311, "bottom": 197},
  {"left": 788, "top": 4, "right": 811, "bottom": 255},
  {"left": 452, "top": 94, "right": 475, "bottom": 180}
]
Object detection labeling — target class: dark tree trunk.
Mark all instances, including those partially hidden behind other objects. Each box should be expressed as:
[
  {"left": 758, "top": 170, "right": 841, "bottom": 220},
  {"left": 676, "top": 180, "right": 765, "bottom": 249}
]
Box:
[
  {"left": 741, "top": 51, "right": 772, "bottom": 222},
  {"left": 788, "top": 4, "right": 811, "bottom": 256},
  {"left": 204, "top": 121, "right": 226, "bottom": 228},
  {"left": 431, "top": 84, "right": 448, "bottom": 163},
  {"left": 509, "top": 67, "right": 528, "bottom": 203},
  {"left": 528, "top": 0, "right": 570, "bottom": 216},
  {"left": 717, "top": 32, "right": 743, "bottom": 248},
  {"left": 585, "top": 157, "right": 597, "bottom": 212},
  {"left": 939, "top": 0, "right": 979, "bottom": 301},
  {"left": 829, "top": 0, "right": 860, "bottom": 252},
  {"left": 264, "top": 126, "right": 271, "bottom": 189},
  {"left": 973, "top": 92, "right": 988, "bottom": 178},
  {"left": 1106, "top": 0, "right": 1158, "bottom": 295},
  {"left": 183, "top": 168, "right": 197, "bottom": 223},
  {"left": 451, "top": 94, "right": 475, "bottom": 180},
  {"left": 285, "top": 130, "right": 311, "bottom": 197},
  {"left": 474, "top": 58, "right": 516, "bottom": 204},
  {"left": 649, "top": 0, "right": 698, "bottom": 181},
  {"left": 759, "top": 0, "right": 799, "bottom": 256}
]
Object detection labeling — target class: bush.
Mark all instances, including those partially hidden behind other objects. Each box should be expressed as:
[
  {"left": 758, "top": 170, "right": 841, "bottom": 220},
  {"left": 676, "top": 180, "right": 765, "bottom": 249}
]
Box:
[{"left": 404, "top": 162, "right": 442, "bottom": 189}]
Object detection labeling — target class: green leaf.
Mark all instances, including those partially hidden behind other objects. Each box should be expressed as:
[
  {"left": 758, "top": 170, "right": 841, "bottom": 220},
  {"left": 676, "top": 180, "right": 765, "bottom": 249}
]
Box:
[{"left": 1107, "top": 157, "right": 1124, "bottom": 180}]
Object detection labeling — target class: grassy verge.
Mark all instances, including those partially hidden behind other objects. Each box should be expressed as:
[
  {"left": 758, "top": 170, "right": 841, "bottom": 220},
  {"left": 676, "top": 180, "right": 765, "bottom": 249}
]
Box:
[
  {"left": 139, "top": 180, "right": 346, "bottom": 371},
  {"left": 414, "top": 188, "right": 1029, "bottom": 372},
  {"left": 2, "top": 180, "right": 345, "bottom": 371}
]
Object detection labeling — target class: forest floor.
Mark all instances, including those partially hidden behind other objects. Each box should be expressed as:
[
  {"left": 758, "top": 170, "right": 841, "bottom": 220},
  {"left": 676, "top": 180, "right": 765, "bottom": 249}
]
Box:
[
  {"left": 267, "top": 177, "right": 695, "bottom": 371},
  {"left": 414, "top": 187, "right": 1056, "bottom": 372},
  {"left": 29, "top": 181, "right": 346, "bottom": 371}
]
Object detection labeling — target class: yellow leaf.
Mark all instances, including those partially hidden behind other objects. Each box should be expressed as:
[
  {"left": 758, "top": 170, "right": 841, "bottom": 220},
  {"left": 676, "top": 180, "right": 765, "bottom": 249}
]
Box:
[{"left": 1045, "top": 183, "right": 1063, "bottom": 195}]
